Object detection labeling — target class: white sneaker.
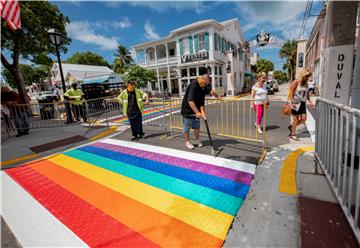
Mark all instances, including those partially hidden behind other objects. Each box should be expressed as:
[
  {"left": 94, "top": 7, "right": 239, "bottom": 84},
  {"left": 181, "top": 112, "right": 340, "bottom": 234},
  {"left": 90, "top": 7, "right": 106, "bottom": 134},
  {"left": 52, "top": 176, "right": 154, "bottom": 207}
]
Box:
[
  {"left": 195, "top": 140, "right": 203, "bottom": 147},
  {"left": 185, "top": 141, "right": 195, "bottom": 150},
  {"left": 257, "top": 126, "right": 263, "bottom": 135}
]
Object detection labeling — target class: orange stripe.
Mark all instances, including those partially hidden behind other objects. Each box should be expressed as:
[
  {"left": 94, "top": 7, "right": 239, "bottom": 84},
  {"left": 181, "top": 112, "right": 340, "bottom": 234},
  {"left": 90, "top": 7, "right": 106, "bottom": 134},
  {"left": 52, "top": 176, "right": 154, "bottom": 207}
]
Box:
[{"left": 30, "top": 161, "right": 223, "bottom": 247}]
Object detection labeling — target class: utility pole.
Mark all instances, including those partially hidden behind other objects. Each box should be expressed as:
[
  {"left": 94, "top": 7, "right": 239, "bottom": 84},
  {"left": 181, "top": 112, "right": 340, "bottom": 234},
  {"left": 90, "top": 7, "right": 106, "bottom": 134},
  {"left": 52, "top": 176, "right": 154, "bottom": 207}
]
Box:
[{"left": 321, "top": 1, "right": 358, "bottom": 105}]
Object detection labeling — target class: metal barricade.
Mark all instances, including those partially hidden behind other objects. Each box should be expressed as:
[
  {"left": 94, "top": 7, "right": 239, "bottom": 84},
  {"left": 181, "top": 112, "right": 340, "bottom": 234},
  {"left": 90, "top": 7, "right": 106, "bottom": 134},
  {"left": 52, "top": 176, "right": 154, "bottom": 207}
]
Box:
[
  {"left": 168, "top": 98, "right": 267, "bottom": 148},
  {"left": 2, "top": 101, "right": 70, "bottom": 135},
  {"left": 315, "top": 98, "right": 360, "bottom": 242}
]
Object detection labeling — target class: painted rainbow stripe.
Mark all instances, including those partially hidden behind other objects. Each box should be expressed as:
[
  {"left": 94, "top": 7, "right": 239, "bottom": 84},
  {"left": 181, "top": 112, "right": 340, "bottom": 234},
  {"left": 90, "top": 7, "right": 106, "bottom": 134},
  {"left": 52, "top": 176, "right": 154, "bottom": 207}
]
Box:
[
  {"left": 5, "top": 139, "right": 255, "bottom": 247},
  {"left": 108, "top": 104, "right": 181, "bottom": 124}
]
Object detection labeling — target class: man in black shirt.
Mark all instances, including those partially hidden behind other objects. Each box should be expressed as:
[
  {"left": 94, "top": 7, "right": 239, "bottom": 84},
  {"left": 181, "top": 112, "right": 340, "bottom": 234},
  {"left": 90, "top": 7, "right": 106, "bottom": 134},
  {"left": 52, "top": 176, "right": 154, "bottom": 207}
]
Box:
[{"left": 181, "top": 68, "right": 220, "bottom": 149}]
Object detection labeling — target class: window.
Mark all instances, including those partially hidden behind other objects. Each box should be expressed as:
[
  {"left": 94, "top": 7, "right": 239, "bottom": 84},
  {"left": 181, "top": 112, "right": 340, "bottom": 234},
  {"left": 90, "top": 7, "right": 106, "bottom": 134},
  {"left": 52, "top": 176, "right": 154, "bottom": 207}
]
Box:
[
  {"left": 219, "top": 78, "right": 223, "bottom": 87},
  {"left": 181, "top": 69, "right": 188, "bottom": 77},
  {"left": 199, "top": 66, "right": 207, "bottom": 75},
  {"left": 183, "top": 39, "right": 189, "bottom": 54},
  {"left": 217, "top": 35, "right": 221, "bottom": 51},
  {"left": 198, "top": 34, "right": 206, "bottom": 50},
  {"left": 169, "top": 48, "right": 175, "bottom": 56},
  {"left": 215, "top": 66, "right": 218, "bottom": 75},
  {"left": 219, "top": 66, "right": 222, "bottom": 75},
  {"left": 190, "top": 67, "right": 196, "bottom": 77},
  {"left": 298, "top": 52, "right": 304, "bottom": 68},
  {"left": 149, "top": 50, "right": 155, "bottom": 60}
]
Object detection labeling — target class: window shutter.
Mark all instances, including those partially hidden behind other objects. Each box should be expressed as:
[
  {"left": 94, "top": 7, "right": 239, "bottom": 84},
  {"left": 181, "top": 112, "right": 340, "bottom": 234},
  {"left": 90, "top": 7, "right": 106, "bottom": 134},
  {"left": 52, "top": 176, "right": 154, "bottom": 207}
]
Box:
[
  {"left": 179, "top": 39, "right": 184, "bottom": 55},
  {"left": 194, "top": 35, "right": 198, "bottom": 52},
  {"left": 214, "top": 33, "right": 217, "bottom": 50},
  {"left": 222, "top": 38, "right": 225, "bottom": 53},
  {"left": 205, "top": 32, "right": 209, "bottom": 50},
  {"left": 188, "top": 36, "right": 193, "bottom": 54},
  {"left": 219, "top": 36, "right": 222, "bottom": 52}
]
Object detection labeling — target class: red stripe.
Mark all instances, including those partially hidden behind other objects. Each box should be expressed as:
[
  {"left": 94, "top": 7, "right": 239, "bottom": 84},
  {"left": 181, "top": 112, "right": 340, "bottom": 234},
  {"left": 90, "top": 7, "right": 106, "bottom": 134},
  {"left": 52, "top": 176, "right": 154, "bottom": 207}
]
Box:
[{"left": 6, "top": 166, "right": 159, "bottom": 248}]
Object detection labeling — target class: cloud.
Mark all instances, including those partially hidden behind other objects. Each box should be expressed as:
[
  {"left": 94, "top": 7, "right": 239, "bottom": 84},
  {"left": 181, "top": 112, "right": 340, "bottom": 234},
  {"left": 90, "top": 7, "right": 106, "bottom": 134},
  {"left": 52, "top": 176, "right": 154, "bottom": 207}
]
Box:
[
  {"left": 94, "top": 17, "right": 132, "bottom": 30},
  {"left": 235, "top": 1, "right": 319, "bottom": 40},
  {"left": 129, "top": 48, "right": 137, "bottom": 61},
  {"left": 107, "top": 1, "right": 215, "bottom": 15},
  {"left": 144, "top": 19, "right": 160, "bottom": 40},
  {"left": 114, "top": 17, "right": 132, "bottom": 29},
  {"left": 66, "top": 21, "right": 118, "bottom": 50}
]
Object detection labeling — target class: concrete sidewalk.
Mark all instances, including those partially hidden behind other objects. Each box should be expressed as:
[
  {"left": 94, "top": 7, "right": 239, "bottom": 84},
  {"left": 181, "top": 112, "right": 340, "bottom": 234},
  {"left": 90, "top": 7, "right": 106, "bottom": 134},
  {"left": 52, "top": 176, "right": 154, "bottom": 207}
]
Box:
[{"left": 1, "top": 123, "right": 118, "bottom": 168}]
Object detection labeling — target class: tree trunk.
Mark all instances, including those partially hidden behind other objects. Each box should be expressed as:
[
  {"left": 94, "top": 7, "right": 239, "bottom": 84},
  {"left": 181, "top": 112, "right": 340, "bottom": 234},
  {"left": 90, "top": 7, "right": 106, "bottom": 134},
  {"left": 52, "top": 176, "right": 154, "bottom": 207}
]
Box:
[{"left": 13, "top": 67, "right": 28, "bottom": 103}]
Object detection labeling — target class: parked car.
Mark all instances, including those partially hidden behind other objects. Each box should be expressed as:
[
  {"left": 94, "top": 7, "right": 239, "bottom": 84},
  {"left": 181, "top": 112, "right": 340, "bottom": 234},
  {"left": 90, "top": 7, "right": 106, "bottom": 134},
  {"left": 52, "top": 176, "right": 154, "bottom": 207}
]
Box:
[
  {"left": 36, "top": 91, "right": 59, "bottom": 120},
  {"left": 272, "top": 80, "right": 279, "bottom": 92},
  {"left": 265, "top": 81, "right": 274, "bottom": 95}
]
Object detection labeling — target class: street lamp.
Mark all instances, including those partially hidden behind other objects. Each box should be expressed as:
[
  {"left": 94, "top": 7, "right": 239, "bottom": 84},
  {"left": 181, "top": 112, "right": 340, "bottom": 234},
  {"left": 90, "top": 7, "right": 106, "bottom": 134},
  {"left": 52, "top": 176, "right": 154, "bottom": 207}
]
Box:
[{"left": 47, "top": 28, "right": 73, "bottom": 123}]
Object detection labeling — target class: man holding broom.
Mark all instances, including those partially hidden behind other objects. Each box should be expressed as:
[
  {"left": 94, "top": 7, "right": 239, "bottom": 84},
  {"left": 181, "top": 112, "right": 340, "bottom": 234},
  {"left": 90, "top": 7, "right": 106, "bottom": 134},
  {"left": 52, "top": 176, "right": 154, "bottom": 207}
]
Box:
[{"left": 181, "top": 67, "right": 220, "bottom": 150}]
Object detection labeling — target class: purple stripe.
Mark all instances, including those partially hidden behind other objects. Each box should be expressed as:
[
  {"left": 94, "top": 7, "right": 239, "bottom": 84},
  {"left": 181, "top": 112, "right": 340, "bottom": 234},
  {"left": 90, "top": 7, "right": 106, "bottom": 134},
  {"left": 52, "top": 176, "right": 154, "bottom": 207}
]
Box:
[{"left": 92, "top": 142, "right": 254, "bottom": 185}]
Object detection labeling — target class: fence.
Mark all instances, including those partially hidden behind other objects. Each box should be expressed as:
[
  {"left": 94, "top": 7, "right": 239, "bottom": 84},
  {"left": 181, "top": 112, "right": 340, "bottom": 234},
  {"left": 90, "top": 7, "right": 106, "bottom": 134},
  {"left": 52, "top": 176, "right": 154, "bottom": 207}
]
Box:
[
  {"left": 168, "top": 98, "right": 267, "bottom": 148},
  {"left": 315, "top": 97, "right": 360, "bottom": 243}
]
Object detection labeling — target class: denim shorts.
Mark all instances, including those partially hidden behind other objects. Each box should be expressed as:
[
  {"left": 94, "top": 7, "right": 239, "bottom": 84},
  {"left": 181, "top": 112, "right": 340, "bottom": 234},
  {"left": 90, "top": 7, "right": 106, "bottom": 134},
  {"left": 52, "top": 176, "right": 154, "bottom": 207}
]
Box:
[{"left": 182, "top": 117, "right": 200, "bottom": 133}]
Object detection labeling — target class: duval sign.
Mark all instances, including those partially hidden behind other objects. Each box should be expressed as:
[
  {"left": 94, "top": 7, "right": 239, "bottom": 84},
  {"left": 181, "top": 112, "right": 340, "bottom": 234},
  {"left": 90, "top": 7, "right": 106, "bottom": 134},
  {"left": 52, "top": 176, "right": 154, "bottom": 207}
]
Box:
[{"left": 181, "top": 51, "right": 209, "bottom": 63}]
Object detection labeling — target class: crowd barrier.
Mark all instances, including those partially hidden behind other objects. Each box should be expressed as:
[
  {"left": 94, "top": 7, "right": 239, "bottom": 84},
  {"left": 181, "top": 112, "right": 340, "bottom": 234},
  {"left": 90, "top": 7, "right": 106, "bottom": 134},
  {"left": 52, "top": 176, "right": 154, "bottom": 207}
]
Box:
[
  {"left": 315, "top": 98, "right": 360, "bottom": 243},
  {"left": 168, "top": 98, "right": 267, "bottom": 148}
]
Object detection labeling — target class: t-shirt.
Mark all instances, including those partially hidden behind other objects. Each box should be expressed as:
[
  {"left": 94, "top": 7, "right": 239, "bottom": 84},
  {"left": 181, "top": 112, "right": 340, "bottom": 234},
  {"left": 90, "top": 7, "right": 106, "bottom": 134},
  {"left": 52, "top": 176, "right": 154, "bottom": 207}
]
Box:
[
  {"left": 127, "top": 90, "right": 139, "bottom": 114},
  {"left": 181, "top": 80, "right": 212, "bottom": 118},
  {"left": 251, "top": 85, "right": 267, "bottom": 104},
  {"left": 64, "top": 88, "right": 84, "bottom": 105}
]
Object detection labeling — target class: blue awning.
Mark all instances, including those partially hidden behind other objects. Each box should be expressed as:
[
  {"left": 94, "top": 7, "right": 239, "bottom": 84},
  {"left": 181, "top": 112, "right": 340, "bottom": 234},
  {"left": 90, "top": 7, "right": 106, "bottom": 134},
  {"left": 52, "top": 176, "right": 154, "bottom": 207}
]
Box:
[{"left": 82, "top": 76, "right": 109, "bottom": 84}]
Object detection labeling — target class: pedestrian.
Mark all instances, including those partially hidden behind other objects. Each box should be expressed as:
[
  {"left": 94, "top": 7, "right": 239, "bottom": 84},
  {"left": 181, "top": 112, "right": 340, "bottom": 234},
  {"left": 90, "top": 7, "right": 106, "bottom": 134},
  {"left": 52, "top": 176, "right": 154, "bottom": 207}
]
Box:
[
  {"left": 64, "top": 82, "right": 87, "bottom": 122},
  {"left": 1, "top": 86, "right": 30, "bottom": 137},
  {"left": 251, "top": 73, "right": 269, "bottom": 134},
  {"left": 181, "top": 67, "right": 221, "bottom": 150},
  {"left": 117, "top": 80, "right": 149, "bottom": 140},
  {"left": 288, "top": 69, "right": 314, "bottom": 141}
]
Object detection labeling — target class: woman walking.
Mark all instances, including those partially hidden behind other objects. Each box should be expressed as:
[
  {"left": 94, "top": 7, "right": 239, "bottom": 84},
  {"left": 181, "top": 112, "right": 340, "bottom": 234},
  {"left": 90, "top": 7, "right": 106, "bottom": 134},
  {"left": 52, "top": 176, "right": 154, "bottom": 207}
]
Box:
[
  {"left": 251, "top": 73, "right": 269, "bottom": 134},
  {"left": 288, "top": 69, "right": 314, "bottom": 141}
]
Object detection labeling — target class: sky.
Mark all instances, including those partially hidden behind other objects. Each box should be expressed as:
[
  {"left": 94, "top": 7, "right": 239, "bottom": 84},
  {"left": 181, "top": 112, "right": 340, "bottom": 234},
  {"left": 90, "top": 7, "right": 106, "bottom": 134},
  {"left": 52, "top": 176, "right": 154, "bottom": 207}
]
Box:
[{"left": 51, "top": 1, "right": 323, "bottom": 70}]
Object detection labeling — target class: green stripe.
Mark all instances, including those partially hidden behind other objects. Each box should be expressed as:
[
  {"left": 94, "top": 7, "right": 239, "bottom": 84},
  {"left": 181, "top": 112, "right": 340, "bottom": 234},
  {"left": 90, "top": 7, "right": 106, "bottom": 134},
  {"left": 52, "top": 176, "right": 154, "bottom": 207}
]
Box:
[{"left": 65, "top": 150, "right": 243, "bottom": 215}]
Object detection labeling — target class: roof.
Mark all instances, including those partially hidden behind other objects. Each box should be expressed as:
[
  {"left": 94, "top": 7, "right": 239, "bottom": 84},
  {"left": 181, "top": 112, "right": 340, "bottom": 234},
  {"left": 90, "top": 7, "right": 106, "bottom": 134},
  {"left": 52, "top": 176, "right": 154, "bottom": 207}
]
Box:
[
  {"left": 133, "top": 18, "right": 239, "bottom": 49},
  {"left": 52, "top": 63, "right": 114, "bottom": 82}
]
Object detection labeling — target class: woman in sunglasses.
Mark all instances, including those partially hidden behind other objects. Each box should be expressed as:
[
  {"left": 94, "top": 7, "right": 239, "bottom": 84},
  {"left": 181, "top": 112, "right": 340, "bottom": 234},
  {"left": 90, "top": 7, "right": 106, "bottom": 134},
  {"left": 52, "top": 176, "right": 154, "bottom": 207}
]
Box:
[
  {"left": 251, "top": 72, "right": 269, "bottom": 134},
  {"left": 288, "top": 69, "right": 314, "bottom": 141}
]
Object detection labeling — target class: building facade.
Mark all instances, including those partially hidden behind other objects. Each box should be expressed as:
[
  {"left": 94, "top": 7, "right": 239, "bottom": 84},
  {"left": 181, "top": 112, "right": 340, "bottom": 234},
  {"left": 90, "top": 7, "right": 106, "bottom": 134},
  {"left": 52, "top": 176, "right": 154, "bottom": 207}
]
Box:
[
  {"left": 295, "top": 38, "right": 308, "bottom": 79},
  {"left": 133, "top": 18, "right": 250, "bottom": 96}
]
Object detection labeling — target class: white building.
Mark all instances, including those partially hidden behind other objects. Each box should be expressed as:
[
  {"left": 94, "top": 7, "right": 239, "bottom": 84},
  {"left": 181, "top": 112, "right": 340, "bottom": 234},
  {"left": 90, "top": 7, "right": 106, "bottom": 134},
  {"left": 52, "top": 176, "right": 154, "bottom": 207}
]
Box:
[
  {"left": 51, "top": 63, "right": 114, "bottom": 88},
  {"left": 250, "top": 52, "right": 258, "bottom": 66},
  {"left": 133, "top": 18, "right": 250, "bottom": 96}
]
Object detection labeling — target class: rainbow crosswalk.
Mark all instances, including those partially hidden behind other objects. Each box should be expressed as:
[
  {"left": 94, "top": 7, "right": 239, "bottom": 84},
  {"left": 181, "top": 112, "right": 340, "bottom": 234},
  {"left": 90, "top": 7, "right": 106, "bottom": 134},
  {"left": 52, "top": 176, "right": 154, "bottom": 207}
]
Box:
[
  {"left": 3, "top": 139, "right": 256, "bottom": 247},
  {"left": 107, "top": 104, "right": 181, "bottom": 124}
]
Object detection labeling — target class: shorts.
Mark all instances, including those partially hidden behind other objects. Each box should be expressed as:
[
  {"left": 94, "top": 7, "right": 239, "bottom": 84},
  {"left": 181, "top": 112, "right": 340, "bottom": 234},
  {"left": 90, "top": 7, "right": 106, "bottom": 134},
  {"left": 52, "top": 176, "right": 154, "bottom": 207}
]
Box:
[
  {"left": 292, "top": 102, "right": 307, "bottom": 115},
  {"left": 183, "top": 117, "right": 200, "bottom": 133}
]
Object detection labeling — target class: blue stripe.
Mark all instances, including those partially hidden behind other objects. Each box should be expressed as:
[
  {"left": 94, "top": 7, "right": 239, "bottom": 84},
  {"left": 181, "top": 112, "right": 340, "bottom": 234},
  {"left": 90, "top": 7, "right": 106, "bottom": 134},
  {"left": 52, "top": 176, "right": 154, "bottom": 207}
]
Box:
[
  {"left": 76, "top": 146, "right": 250, "bottom": 198},
  {"left": 65, "top": 149, "right": 243, "bottom": 215}
]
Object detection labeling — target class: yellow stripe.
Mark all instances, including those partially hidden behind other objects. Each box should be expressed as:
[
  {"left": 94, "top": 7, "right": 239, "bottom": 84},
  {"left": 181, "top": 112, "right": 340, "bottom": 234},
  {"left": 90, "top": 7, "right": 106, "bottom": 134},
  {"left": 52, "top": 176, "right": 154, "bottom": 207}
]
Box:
[
  {"left": 1, "top": 153, "right": 39, "bottom": 167},
  {"left": 47, "top": 154, "right": 233, "bottom": 239},
  {"left": 279, "top": 146, "right": 314, "bottom": 195},
  {"left": 89, "top": 126, "right": 117, "bottom": 141}
]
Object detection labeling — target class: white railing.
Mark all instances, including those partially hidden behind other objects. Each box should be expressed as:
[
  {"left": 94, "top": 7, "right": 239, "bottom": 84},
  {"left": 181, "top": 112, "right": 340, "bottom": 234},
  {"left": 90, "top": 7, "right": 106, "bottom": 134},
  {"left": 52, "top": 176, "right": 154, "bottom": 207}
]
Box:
[{"left": 315, "top": 97, "right": 360, "bottom": 243}]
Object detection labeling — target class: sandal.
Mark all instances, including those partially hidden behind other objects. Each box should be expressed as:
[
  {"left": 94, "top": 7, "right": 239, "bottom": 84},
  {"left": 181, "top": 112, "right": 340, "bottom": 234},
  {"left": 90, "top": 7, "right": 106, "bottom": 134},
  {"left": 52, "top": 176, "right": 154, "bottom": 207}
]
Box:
[
  {"left": 288, "top": 125, "right": 292, "bottom": 134},
  {"left": 289, "top": 135, "right": 299, "bottom": 141}
]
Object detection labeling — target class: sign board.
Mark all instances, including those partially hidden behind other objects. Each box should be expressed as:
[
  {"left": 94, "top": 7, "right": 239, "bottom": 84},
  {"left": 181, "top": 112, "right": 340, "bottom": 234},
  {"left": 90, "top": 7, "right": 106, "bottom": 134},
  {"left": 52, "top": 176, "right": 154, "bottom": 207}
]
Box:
[
  {"left": 321, "top": 44, "right": 354, "bottom": 105},
  {"left": 181, "top": 51, "right": 209, "bottom": 63}
]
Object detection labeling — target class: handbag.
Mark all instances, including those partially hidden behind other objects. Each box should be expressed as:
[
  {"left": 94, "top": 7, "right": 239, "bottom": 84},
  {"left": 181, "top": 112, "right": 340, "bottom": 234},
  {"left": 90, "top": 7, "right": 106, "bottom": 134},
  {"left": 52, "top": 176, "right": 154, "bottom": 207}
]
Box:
[{"left": 282, "top": 97, "right": 292, "bottom": 118}]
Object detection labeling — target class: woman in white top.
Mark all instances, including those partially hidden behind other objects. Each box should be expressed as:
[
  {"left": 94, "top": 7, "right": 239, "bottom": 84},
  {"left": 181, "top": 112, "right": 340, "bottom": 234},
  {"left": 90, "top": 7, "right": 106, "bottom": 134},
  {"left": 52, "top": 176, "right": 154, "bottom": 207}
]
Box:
[
  {"left": 288, "top": 69, "right": 314, "bottom": 141},
  {"left": 251, "top": 73, "right": 269, "bottom": 134}
]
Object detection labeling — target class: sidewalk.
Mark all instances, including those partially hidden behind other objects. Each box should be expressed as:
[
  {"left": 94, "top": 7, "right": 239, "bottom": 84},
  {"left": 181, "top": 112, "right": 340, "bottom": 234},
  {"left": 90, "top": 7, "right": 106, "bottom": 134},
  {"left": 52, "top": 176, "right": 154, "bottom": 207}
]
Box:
[{"left": 1, "top": 123, "right": 119, "bottom": 168}]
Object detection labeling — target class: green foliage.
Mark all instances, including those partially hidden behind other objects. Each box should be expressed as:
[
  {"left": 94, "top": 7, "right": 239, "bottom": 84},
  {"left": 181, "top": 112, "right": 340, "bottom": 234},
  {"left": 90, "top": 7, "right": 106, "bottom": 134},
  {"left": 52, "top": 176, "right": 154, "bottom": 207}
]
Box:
[
  {"left": 273, "top": 70, "right": 288, "bottom": 82},
  {"left": 279, "top": 40, "right": 297, "bottom": 80},
  {"left": 113, "top": 45, "right": 133, "bottom": 74},
  {"left": 123, "top": 65, "right": 156, "bottom": 88},
  {"left": 256, "top": 59, "right": 274, "bottom": 74},
  {"left": 2, "top": 64, "right": 47, "bottom": 88},
  {"left": 64, "top": 51, "right": 110, "bottom": 67},
  {"left": 1, "top": 1, "right": 70, "bottom": 102}
]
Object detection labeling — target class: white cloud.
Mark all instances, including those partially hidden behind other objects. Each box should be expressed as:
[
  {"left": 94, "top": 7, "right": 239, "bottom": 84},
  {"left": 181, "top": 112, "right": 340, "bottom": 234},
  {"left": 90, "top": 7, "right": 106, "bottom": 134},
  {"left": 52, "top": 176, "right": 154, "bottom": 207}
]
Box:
[
  {"left": 114, "top": 17, "right": 132, "bottom": 29},
  {"left": 129, "top": 47, "right": 137, "bottom": 61},
  {"left": 235, "top": 1, "right": 318, "bottom": 40},
  {"left": 107, "top": 1, "right": 215, "bottom": 15},
  {"left": 144, "top": 19, "right": 160, "bottom": 40},
  {"left": 66, "top": 21, "right": 118, "bottom": 50}
]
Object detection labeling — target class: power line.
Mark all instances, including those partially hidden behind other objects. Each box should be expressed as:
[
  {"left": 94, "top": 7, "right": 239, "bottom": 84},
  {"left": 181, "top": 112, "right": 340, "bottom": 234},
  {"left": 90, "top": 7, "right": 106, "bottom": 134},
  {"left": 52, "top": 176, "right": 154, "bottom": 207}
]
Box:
[{"left": 299, "top": 0, "right": 313, "bottom": 39}]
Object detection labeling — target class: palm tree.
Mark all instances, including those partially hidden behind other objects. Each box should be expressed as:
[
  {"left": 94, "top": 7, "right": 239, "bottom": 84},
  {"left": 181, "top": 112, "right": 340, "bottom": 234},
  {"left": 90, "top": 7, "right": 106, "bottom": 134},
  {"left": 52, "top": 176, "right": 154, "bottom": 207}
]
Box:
[
  {"left": 113, "top": 45, "right": 133, "bottom": 74},
  {"left": 279, "top": 40, "right": 297, "bottom": 81}
]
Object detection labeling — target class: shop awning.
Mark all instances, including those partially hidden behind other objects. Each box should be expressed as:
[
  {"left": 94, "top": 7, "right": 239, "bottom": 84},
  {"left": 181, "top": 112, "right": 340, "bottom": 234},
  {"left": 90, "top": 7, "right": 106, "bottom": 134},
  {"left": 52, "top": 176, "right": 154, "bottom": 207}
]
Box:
[
  {"left": 245, "top": 72, "right": 255, "bottom": 78},
  {"left": 82, "top": 76, "right": 109, "bottom": 84}
]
